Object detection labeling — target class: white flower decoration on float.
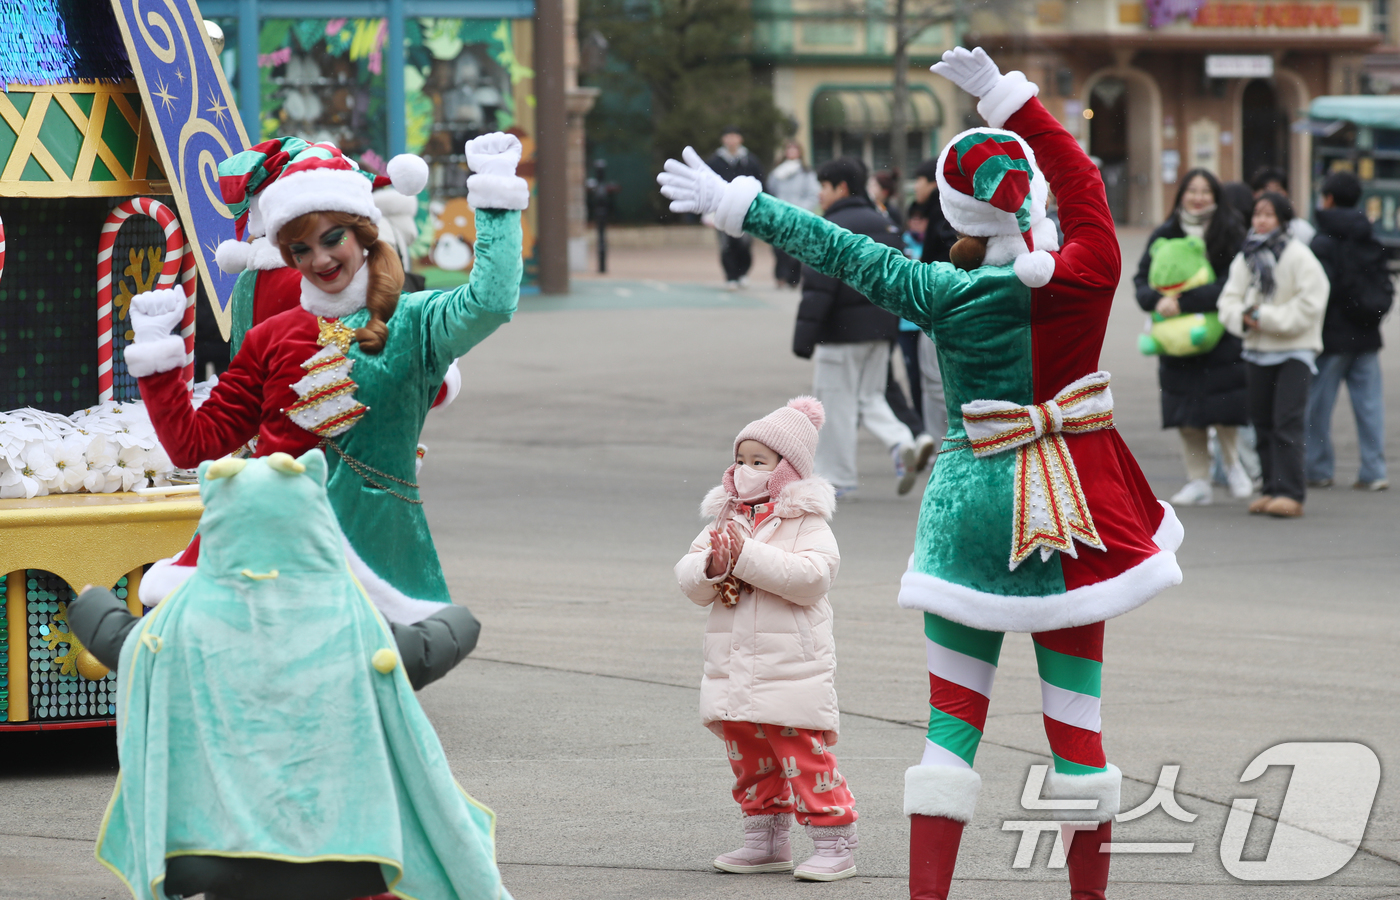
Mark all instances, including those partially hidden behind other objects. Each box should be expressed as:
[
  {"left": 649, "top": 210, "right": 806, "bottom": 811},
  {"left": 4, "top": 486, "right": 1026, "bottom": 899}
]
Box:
[
  {"left": 143, "top": 445, "right": 175, "bottom": 488},
  {"left": 0, "top": 398, "right": 186, "bottom": 495},
  {"left": 49, "top": 437, "right": 89, "bottom": 492},
  {"left": 113, "top": 445, "right": 148, "bottom": 492},
  {"left": 0, "top": 458, "right": 24, "bottom": 499},
  {"left": 8, "top": 444, "right": 59, "bottom": 498}
]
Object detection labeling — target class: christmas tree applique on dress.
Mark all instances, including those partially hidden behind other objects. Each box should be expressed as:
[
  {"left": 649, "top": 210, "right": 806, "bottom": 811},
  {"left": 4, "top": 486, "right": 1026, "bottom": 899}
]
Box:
[{"left": 285, "top": 323, "right": 368, "bottom": 437}]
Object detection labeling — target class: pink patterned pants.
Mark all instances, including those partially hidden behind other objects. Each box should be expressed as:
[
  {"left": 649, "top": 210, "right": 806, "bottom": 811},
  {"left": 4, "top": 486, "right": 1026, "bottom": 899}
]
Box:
[{"left": 720, "top": 721, "right": 858, "bottom": 827}]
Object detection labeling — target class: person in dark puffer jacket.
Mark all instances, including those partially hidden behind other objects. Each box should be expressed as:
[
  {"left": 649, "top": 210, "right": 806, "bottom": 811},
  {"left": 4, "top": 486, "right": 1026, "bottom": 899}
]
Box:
[
  {"left": 1306, "top": 170, "right": 1392, "bottom": 491},
  {"left": 793, "top": 156, "right": 919, "bottom": 497}
]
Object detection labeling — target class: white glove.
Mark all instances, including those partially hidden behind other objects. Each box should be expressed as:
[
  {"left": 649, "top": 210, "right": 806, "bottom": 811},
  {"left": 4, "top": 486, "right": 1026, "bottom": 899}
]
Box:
[
  {"left": 657, "top": 147, "right": 728, "bottom": 217},
  {"left": 465, "top": 132, "right": 522, "bottom": 177},
  {"left": 130, "top": 288, "right": 185, "bottom": 344},
  {"left": 931, "top": 47, "right": 1002, "bottom": 99}
]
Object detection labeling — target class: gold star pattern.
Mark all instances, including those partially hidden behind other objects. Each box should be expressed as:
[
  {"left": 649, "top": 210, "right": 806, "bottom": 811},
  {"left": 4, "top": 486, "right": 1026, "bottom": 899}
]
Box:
[
  {"left": 153, "top": 75, "right": 177, "bottom": 114},
  {"left": 317, "top": 317, "right": 356, "bottom": 354},
  {"left": 206, "top": 89, "right": 229, "bottom": 128},
  {"left": 175, "top": 67, "right": 186, "bottom": 83}
]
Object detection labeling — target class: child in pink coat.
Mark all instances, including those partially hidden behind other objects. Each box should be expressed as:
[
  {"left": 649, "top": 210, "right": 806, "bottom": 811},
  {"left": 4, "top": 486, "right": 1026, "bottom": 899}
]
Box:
[{"left": 675, "top": 397, "right": 858, "bottom": 882}]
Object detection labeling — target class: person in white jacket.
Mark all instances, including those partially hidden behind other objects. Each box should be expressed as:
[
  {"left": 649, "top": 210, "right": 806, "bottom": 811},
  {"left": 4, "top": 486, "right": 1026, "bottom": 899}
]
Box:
[
  {"left": 767, "top": 140, "right": 821, "bottom": 287},
  {"left": 1217, "top": 191, "right": 1329, "bottom": 517},
  {"left": 675, "top": 397, "right": 858, "bottom": 882}
]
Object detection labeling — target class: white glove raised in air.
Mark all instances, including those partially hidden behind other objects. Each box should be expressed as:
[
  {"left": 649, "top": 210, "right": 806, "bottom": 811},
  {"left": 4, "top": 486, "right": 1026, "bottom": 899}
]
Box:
[
  {"left": 465, "top": 132, "right": 523, "bottom": 177},
  {"left": 932, "top": 46, "right": 1039, "bottom": 130},
  {"left": 464, "top": 132, "right": 529, "bottom": 210},
  {"left": 657, "top": 147, "right": 728, "bottom": 217},
  {"left": 129, "top": 288, "right": 186, "bottom": 344},
  {"left": 931, "top": 47, "right": 1002, "bottom": 99}
]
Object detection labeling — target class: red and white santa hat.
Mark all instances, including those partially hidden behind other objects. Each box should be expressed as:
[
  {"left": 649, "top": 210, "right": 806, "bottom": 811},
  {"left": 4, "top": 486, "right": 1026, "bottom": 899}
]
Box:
[
  {"left": 258, "top": 142, "right": 429, "bottom": 244},
  {"left": 936, "top": 127, "right": 1060, "bottom": 285}
]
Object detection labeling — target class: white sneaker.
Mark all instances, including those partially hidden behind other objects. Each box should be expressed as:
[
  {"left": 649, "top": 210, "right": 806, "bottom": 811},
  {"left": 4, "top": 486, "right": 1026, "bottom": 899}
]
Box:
[
  {"left": 893, "top": 443, "right": 918, "bottom": 495},
  {"left": 913, "top": 433, "right": 937, "bottom": 472},
  {"left": 1226, "top": 463, "right": 1253, "bottom": 499},
  {"left": 724, "top": 280, "right": 740, "bottom": 292},
  {"left": 1170, "top": 479, "right": 1213, "bottom": 506}
]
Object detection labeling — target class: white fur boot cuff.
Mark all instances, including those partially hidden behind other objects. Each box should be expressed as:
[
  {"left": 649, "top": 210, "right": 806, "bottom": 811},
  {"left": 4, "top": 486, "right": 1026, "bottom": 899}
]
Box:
[
  {"left": 1044, "top": 763, "right": 1122, "bottom": 823},
  {"left": 904, "top": 765, "right": 982, "bottom": 823}
]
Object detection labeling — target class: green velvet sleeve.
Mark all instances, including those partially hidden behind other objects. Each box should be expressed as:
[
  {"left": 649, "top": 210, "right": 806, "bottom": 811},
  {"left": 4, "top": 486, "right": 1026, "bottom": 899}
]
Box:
[
  {"left": 742, "top": 193, "right": 969, "bottom": 330},
  {"left": 420, "top": 208, "right": 523, "bottom": 371}
]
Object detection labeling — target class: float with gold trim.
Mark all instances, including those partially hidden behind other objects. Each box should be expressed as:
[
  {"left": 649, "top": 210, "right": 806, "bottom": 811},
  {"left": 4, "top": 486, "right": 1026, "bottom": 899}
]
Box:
[{"left": 0, "top": 0, "right": 245, "bottom": 732}]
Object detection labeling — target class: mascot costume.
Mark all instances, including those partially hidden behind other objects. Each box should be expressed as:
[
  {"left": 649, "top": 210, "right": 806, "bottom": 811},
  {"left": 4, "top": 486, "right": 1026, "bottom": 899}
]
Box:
[
  {"left": 68, "top": 451, "right": 508, "bottom": 900},
  {"left": 659, "top": 48, "right": 1184, "bottom": 899}
]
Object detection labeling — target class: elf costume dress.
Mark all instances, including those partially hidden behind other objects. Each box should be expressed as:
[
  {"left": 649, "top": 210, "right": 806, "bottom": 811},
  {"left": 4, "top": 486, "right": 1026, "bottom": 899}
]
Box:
[
  {"left": 126, "top": 133, "right": 528, "bottom": 625},
  {"left": 89, "top": 450, "right": 508, "bottom": 900},
  {"left": 660, "top": 48, "right": 1183, "bottom": 899}
]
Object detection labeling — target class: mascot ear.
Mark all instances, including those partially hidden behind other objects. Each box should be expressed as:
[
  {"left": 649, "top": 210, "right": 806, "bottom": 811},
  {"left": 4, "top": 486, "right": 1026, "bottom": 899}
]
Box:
[
  {"left": 298, "top": 448, "right": 328, "bottom": 486},
  {"left": 1149, "top": 237, "right": 1166, "bottom": 256}
]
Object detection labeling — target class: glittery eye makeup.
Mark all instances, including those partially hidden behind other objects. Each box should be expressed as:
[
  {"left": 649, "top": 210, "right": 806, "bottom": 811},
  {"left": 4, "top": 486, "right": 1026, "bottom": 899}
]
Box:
[{"left": 320, "top": 228, "right": 347, "bottom": 248}]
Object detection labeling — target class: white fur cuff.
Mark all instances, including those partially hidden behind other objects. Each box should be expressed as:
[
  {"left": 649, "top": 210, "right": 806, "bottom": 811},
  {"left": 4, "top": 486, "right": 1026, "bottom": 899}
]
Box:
[
  {"left": 467, "top": 173, "right": 530, "bottom": 210},
  {"left": 744, "top": 812, "right": 795, "bottom": 831},
  {"left": 715, "top": 176, "right": 763, "bottom": 237},
  {"left": 124, "top": 335, "right": 186, "bottom": 377},
  {"left": 977, "top": 71, "right": 1040, "bottom": 129},
  {"left": 1015, "top": 249, "right": 1056, "bottom": 287},
  {"left": 905, "top": 765, "right": 982, "bottom": 823},
  {"left": 1044, "top": 763, "right": 1122, "bottom": 822}
]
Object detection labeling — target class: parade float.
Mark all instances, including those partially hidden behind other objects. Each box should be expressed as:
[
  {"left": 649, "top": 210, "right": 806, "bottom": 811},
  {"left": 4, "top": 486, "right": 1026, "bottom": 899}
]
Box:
[{"left": 0, "top": 0, "right": 247, "bottom": 730}]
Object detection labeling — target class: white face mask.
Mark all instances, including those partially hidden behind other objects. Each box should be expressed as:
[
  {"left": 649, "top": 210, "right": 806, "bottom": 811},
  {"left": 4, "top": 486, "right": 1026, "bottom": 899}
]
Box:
[{"left": 733, "top": 464, "right": 773, "bottom": 502}]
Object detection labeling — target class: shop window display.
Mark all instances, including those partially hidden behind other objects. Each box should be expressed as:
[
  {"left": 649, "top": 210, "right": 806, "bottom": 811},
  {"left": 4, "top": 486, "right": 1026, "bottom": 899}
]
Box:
[{"left": 214, "top": 16, "right": 538, "bottom": 285}]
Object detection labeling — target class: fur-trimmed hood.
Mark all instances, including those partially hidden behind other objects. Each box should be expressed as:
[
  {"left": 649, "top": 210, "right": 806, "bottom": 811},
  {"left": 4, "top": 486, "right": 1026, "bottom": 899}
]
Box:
[{"left": 701, "top": 476, "right": 836, "bottom": 521}]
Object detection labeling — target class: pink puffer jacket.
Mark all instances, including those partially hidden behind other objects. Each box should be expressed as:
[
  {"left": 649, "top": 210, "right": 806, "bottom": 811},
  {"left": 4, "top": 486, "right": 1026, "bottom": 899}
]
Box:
[{"left": 675, "top": 477, "right": 841, "bottom": 742}]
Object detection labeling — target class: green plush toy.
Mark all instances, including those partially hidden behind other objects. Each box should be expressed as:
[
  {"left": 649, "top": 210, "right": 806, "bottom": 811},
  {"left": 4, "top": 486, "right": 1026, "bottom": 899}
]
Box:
[{"left": 1139, "top": 235, "right": 1225, "bottom": 357}]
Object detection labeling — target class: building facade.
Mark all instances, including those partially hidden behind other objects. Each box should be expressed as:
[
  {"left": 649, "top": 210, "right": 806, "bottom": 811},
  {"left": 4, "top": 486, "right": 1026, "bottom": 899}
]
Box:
[
  {"left": 973, "top": 0, "right": 1381, "bottom": 225},
  {"left": 751, "top": 0, "right": 961, "bottom": 176}
]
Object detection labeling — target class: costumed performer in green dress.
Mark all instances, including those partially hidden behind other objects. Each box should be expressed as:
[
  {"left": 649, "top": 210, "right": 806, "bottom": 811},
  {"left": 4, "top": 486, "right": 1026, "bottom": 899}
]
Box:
[
  {"left": 69, "top": 449, "right": 508, "bottom": 900},
  {"left": 122, "top": 134, "right": 528, "bottom": 681},
  {"left": 660, "top": 48, "right": 1185, "bottom": 900}
]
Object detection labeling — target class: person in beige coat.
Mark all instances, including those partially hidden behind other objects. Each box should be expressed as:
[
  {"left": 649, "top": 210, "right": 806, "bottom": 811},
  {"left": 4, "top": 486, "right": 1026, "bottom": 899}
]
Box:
[
  {"left": 1217, "top": 191, "right": 1330, "bottom": 517},
  {"left": 675, "top": 396, "right": 859, "bottom": 883}
]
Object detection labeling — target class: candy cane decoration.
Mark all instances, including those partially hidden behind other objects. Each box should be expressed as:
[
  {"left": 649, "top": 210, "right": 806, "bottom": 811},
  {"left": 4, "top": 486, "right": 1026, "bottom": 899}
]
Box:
[{"left": 97, "top": 198, "right": 197, "bottom": 400}]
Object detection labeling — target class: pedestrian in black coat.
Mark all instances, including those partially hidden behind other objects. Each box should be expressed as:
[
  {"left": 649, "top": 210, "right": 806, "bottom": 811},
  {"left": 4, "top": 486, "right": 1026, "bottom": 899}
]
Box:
[
  {"left": 792, "top": 156, "right": 923, "bottom": 496},
  {"left": 1134, "top": 168, "right": 1252, "bottom": 505},
  {"left": 707, "top": 126, "right": 765, "bottom": 287},
  {"left": 1305, "top": 171, "right": 1392, "bottom": 490}
]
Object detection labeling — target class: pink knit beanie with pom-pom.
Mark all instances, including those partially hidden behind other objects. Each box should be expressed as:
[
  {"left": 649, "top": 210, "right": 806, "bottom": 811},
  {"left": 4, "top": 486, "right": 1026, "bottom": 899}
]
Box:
[{"left": 733, "top": 396, "right": 825, "bottom": 478}]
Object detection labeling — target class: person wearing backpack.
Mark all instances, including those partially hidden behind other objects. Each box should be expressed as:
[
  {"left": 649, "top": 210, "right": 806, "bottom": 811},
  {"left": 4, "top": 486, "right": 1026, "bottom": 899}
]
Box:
[{"left": 1307, "top": 171, "right": 1392, "bottom": 491}]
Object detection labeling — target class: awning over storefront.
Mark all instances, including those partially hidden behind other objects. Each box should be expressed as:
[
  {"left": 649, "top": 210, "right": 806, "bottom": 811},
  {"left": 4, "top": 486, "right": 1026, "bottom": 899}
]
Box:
[
  {"left": 811, "top": 86, "right": 942, "bottom": 134},
  {"left": 1309, "top": 96, "right": 1400, "bottom": 130}
]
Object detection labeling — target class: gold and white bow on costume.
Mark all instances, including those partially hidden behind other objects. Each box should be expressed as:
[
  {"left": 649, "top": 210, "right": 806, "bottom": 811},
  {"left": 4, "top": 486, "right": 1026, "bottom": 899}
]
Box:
[{"left": 961, "top": 371, "right": 1115, "bottom": 569}]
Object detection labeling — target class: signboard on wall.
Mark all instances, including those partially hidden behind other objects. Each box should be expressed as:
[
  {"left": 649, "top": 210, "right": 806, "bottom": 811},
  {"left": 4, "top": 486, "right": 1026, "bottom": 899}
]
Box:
[
  {"left": 1205, "top": 55, "right": 1274, "bottom": 78},
  {"left": 107, "top": 0, "right": 251, "bottom": 340}
]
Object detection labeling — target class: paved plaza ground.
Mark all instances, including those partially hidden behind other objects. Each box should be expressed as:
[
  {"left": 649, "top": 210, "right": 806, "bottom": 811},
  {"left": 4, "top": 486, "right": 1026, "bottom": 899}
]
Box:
[{"left": 3, "top": 231, "right": 1398, "bottom": 899}]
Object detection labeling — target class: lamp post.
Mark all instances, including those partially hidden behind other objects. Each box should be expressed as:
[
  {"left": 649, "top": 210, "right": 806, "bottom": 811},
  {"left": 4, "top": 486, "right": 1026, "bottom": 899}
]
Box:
[{"left": 585, "top": 158, "right": 618, "bottom": 273}]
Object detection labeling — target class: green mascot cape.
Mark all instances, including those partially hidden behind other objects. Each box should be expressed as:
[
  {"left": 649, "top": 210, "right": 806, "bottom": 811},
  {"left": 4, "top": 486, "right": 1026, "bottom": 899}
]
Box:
[
  {"left": 1140, "top": 235, "right": 1225, "bottom": 357},
  {"left": 95, "top": 449, "right": 508, "bottom": 900}
]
